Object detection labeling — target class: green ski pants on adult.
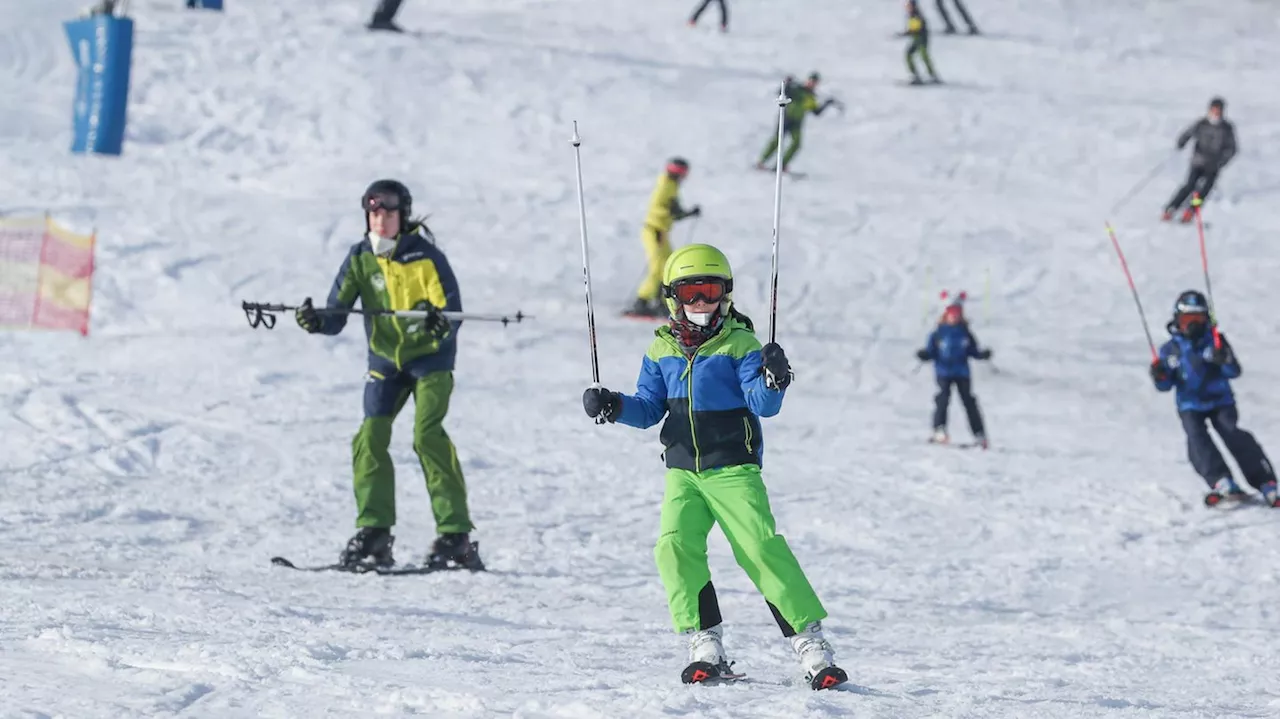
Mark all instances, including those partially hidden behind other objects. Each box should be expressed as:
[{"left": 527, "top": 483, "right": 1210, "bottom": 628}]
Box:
[
  {"left": 907, "top": 37, "right": 937, "bottom": 80},
  {"left": 654, "top": 464, "right": 826, "bottom": 634},
  {"left": 759, "top": 122, "right": 804, "bottom": 169},
  {"left": 351, "top": 369, "right": 473, "bottom": 533}
]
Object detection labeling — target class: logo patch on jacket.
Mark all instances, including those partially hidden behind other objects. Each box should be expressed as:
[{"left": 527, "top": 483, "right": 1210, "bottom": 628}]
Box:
[{"left": 371, "top": 273, "right": 386, "bottom": 291}]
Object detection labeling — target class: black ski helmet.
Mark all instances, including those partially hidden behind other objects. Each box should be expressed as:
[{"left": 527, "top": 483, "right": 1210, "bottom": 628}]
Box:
[
  {"left": 666, "top": 157, "right": 690, "bottom": 178},
  {"left": 1209, "top": 96, "right": 1225, "bottom": 112},
  {"left": 807, "top": 71, "right": 821, "bottom": 84},
  {"left": 1173, "top": 289, "right": 1210, "bottom": 338},
  {"left": 361, "top": 179, "right": 412, "bottom": 232}
]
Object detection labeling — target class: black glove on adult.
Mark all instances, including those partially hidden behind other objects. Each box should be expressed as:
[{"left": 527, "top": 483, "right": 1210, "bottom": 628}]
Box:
[
  {"left": 583, "top": 387, "right": 621, "bottom": 423},
  {"left": 760, "top": 343, "right": 793, "bottom": 390},
  {"left": 296, "top": 297, "right": 322, "bottom": 333}
]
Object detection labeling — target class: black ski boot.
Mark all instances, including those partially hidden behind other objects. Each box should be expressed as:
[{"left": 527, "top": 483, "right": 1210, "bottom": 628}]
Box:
[
  {"left": 425, "top": 532, "right": 485, "bottom": 571},
  {"left": 339, "top": 527, "right": 395, "bottom": 570}
]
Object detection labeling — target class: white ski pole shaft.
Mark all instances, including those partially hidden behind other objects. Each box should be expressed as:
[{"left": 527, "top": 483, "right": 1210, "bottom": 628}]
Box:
[
  {"left": 768, "top": 80, "right": 791, "bottom": 346},
  {"left": 571, "top": 121, "right": 603, "bottom": 389}
]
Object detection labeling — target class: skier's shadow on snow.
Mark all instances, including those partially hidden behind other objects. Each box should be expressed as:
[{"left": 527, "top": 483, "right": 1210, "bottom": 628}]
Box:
[{"left": 412, "top": 29, "right": 778, "bottom": 81}]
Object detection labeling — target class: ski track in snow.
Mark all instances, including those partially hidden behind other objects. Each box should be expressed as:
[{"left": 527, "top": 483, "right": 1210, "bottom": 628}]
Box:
[{"left": 3, "top": 0, "right": 1280, "bottom": 716}]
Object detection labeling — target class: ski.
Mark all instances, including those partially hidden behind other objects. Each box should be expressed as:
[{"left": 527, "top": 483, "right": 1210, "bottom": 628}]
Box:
[
  {"left": 681, "top": 661, "right": 746, "bottom": 685},
  {"left": 270, "top": 556, "right": 484, "bottom": 575},
  {"left": 810, "top": 665, "right": 849, "bottom": 691}
]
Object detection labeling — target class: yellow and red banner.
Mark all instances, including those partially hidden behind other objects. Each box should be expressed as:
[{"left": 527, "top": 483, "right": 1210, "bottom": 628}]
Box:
[{"left": 0, "top": 216, "right": 95, "bottom": 336}]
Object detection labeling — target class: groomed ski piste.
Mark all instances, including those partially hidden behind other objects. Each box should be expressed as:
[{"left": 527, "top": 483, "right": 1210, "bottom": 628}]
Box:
[{"left": 4, "top": 0, "right": 1280, "bottom": 716}]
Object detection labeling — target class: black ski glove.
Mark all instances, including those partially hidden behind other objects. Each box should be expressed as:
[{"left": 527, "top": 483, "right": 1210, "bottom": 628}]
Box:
[
  {"left": 975, "top": 348, "right": 992, "bottom": 360},
  {"left": 1150, "top": 360, "right": 1169, "bottom": 383},
  {"left": 583, "top": 387, "right": 621, "bottom": 423},
  {"left": 417, "top": 304, "right": 450, "bottom": 342},
  {"left": 915, "top": 349, "right": 930, "bottom": 361},
  {"left": 1208, "top": 333, "right": 1233, "bottom": 365},
  {"left": 684, "top": 205, "right": 702, "bottom": 219},
  {"left": 296, "top": 297, "right": 322, "bottom": 333},
  {"left": 760, "top": 343, "right": 793, "bottom": 390}
]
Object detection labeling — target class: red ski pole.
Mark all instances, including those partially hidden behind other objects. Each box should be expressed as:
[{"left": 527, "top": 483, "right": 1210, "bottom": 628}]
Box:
[
  {"left": 1190, "top": 193, "right": 1222, "bottom": 349},
  {"left": 1104, "top": 221, "right": 1158, "bottom": 362}
]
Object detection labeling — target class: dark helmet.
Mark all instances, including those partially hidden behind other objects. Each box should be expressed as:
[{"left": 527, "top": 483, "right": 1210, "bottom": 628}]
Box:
[
  {"left": 361, "top": 179, "right": 412, "bottom": 232},
  {"left": 1173, "top": 289, "right": 1211, "bottom": 339},
  {"left": 1209, "top": 96, "right": 1225, "bottom": 112},
  {"left": 666, "top": 157, "right": 690, "bottom": 178},
  {"left": 807, "top": 71, "right": 821, "bottom": 84}
]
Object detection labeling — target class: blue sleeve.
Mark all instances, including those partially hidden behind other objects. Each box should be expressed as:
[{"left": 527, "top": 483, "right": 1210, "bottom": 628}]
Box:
[
  {"left": 1220, "top": 346, "right": 1241, "bottom": 379},
  {"left": 1153, "top": 342, "right": 1176, "bottom": 392},
  {"left": 966, "top": 329, "right": 982, "bottom": 358},
  {"left": 320, "top": 248, "right": 359, "bottom": 335},
  {"left": 739, "top": 348, "right": 785, "bottom": 417},
  {"left": 616, "top": 356, "right": 668, "bottom": 428},
  {"left": 920, "top": 330, "right": 937, "bottom": 359}
]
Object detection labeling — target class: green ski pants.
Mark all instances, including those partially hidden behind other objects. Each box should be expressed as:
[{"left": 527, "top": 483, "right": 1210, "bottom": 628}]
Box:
[
  {"left": 907, "top": 37, "right": 937, "bottom": 80},
  {"left": 351, "top": 369, "right": 473, "bottom": 533},
  {"left": 759, "top": 122, "right": 804, "bottom": 169},
  {"left": 654, "top": 464, "right": 827, "bottom": 635}
]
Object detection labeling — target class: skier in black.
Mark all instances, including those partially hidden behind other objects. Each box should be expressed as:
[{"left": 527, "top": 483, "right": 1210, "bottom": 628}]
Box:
[
  {"left": 1163, "top": 97, "right": 1237, "bottom": 223},
  {"left": 688, "top": 0, "right": 727, "bottom": 32},
  {"left": 368, "top": 0, "right": 405, "bottom": 32},
  {"left": 935, "top": 0, "right": 979, "bottom": 35}
]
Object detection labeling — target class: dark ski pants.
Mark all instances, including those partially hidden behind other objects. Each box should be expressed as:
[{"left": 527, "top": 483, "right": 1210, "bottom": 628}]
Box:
[
  {"left": 1166, "top": 166, "right": 1219, "bottom": 211},
  {"left": 690, "top": 0, "right": 727, "bottom": 28},
  {"left": 759, "top": 120, "right": 803, "bottom": 169},
  {"left": 906, "top": 37, "right": 938, "bottom": 81},
  {"left": 936, "top": 0, "right": 979, "bottom": 33},
  {"left": 1179, "top": 405, "right": 1277, "bottom": 490},
  {"left": 371, "top": 0, "right": 403, "bottom": 24},
  {"left": 933, "top": 377, "right": 985, "bottom": 436}
]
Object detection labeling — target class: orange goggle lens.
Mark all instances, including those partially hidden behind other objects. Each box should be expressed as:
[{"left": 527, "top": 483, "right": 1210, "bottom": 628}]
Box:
[{"left": 671, "top": 281, "right": 725, "bottom": 305}]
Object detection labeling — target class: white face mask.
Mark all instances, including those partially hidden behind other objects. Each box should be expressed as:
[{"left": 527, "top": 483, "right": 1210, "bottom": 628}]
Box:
[
  {"left": 1207, "top": 113, "right": 1221, "bottom": 125},
  {"left": 685, "top": 310, "right": 715, "bottom": 327},
  {"left": 367, "top": 231, "right": 397, "bottom": 256}
]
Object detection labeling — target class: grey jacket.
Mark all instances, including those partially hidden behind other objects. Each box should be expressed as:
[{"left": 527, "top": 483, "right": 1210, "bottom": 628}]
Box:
[{"left": 1178, "top": 118, "right": 1237, "bottom": 171}]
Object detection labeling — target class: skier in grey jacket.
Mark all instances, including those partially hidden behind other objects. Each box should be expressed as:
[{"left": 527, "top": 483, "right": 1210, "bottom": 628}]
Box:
[{"left": 1163, "top": 97, "right": 1237, "bottom": 223}]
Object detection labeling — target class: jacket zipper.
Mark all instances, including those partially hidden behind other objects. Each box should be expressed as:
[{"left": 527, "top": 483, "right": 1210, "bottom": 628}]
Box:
[
  {"left": 686, "top": 351, "right": 700, "bottom": 472},
  {"left": 743, "top": 416, "right": 754, "bottom": 455}
]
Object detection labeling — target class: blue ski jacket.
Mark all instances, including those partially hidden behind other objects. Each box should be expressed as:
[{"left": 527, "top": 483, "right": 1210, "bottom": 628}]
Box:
[
  {"left": 1153, "top": 331, "right": 1239, "bottom": 412},
  {"left": 920, "top": 324, "right": 984, "bottom": 379}
]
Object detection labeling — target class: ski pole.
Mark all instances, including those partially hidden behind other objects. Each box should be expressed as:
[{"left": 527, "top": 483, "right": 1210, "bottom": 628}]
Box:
[
  {"left": 686, "top": 214, "right": 700, "bottom": 244},
  {"left": 1108, "top": 151, "right": 1177, "bottom": 217},
  {"left": 763, "top": 81, "right": 791, "bottom": 390},
  {"left": 571, "top": 121, "right": 608, "bottom": 424},
  {"left": 1190, "top": 193, "right": 1221, "bottom": 349},
  {"left": 1102, "top": 222, "right": 1158, "bottom": 362},
  {"left": 240, "top": 302, "right": 528, "bottom": 329}
]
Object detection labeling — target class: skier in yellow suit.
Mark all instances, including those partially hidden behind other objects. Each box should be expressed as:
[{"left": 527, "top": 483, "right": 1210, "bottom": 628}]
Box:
[{"left": 627, "top": 158, "right": 702, "bottom": 318}]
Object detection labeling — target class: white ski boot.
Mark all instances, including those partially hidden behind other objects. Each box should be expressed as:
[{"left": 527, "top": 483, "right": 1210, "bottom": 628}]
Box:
[
  {"left": 680, "top": 625, "right": 740, "bottom": 684},
  {"left": 929, "top": 427, "right": 949, "bottom": 444},
  {"left": 790, "top": 622, "right": 848, "bottom": 690}
]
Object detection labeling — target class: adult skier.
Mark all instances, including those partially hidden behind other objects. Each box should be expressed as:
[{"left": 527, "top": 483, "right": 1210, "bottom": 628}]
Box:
[
  {"left": 1162, "top": 97, "right": 1237, "bottom": 223},
  {"left": 1149, "top": 290, "right": 1278, "bottom": 507},
  {"left": 584, "top": 244, "right": 849, "bottom": 690},
  {"left": 295, "top": 179, "right": 485, "bottom": 569},
  {"left": 903, "top": 1, "right": 941, "bottom": 85},
  {"left": 755, "top": 73, "right": 842, "bottom": 174},
  {"left": 627, "top": 158, "right": 702, "bottom": 319},
  {"left": 915, "top": 295, "right": 991, "bottom": 447},
  {"left": 688, "top": 0, "right": 727, "bottom": 31},
  {"left": 934, "top": 0, "right": 979, "bottom": 35}
]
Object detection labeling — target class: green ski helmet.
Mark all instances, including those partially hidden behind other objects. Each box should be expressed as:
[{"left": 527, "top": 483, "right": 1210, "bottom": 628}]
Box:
[{"left": 661, "top": 243, "right": 734, "bottom": 320}]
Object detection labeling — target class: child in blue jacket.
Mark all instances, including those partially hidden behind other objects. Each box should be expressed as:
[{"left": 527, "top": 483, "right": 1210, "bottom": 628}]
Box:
[
  {"left": 916, "top": 298, "right": 992, "bottom": 447},
  {"left": 1150, "top": 290, "right": 1279, "bottom": 507}
]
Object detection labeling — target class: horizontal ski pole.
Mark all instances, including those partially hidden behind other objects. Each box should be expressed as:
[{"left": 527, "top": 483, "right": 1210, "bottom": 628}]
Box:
[{"left": 241, "top": 301, "right": 530, "bottom": 329}]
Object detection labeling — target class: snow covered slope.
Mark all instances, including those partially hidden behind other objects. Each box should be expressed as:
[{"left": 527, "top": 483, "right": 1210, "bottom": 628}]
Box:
[{"left": 3, "top": 0, "right": 1280, "bottom": 716}]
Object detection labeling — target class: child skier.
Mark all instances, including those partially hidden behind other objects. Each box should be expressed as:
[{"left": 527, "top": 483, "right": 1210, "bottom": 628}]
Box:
[
  {"left": 904, "top": 1, "right": 941, "bottom": 85},
  {"left": 583, "top": 244, "right": 848, "bottom": 690},
  {"left": 1150, "top": 290, "right": 1279, "bottom": 507},
  {"left": 627, "top": 158, "right": 701, "bottom": 319},
  {"left": 916, "top": 295, "right": 991, "bottom": 447}
]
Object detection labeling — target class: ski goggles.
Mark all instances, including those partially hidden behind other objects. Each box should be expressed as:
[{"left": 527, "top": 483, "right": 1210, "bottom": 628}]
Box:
[
  {"left": 362, "top": 192, "right": 402, "bottom": 212},
  {"left": 669, "top": 278, "right": 727, "bottom": 305},
  {"left": 1176, "top": 311, "right": 1209, "bottom": 333}
]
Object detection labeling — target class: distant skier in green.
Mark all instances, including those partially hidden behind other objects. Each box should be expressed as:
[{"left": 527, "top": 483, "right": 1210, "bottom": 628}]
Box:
[
  {"left": 904, "top": 0, "right": 941, "bottom": 85},
  {"left": 755, "top": 73, "right": 842, "bottom": 174}
]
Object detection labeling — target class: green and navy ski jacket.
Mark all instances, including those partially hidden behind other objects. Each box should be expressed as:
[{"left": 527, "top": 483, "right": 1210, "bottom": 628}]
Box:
[
  {"left": 317, "top": 229, "right": 461, "bottom": 373},
  {"left": 616, "top": 316, "right": 784, "bottom": 471}
]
